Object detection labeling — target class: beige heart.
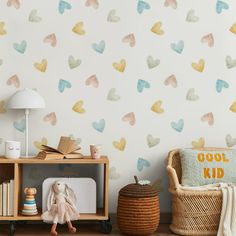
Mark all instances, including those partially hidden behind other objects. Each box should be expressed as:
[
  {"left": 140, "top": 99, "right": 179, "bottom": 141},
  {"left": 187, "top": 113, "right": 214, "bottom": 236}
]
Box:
[
  {"left": 201, "top": 112, "right": 214, "bottom": 126},
  {"left": 122, "top": 112, "right": 135, "bottom": 126},
  {"left": 164, "top": 75, "right": 177, "bottom": 88},
  {"left": 7, "top": 74, "right": 20, "bottom": 88},
  {"left": 43, "top": 112, "right": 57, "bottom": 126}
]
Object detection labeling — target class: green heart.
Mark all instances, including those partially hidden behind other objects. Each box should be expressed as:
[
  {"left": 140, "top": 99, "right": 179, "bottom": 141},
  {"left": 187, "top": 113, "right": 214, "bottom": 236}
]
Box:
[{"left": 68, "top": 55, "right": 81, "bottom": 69}]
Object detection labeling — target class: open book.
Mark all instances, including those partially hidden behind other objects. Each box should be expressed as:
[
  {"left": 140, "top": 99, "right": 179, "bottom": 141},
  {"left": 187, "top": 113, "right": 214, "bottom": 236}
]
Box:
[{"left": 37, "top": 136, "right": 83, "bottom": 160}]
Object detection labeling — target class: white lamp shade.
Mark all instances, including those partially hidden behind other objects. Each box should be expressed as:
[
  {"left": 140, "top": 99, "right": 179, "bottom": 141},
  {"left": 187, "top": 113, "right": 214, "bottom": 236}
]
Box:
[{"left": 7, "top": 88, "right": 45, "bottom": 109}]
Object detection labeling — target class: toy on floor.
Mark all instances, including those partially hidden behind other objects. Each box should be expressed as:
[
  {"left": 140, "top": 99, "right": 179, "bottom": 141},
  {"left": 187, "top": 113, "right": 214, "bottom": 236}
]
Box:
[
  {"left": 22, "top": 187, "right": 38, "bottom": 216},
  {"left": 41, "top": 180, "right": 80, "bottom": 236}
]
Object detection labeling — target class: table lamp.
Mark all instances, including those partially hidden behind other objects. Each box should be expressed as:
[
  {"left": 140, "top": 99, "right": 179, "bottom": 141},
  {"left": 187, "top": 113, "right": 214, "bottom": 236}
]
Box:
[{"left": 7, "top": 88, "right": 45, "bottom": 157}]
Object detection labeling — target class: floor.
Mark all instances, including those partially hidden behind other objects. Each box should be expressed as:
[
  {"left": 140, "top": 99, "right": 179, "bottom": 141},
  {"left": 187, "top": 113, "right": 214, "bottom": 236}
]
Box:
[{"left": 0, "top": 222, "right": 177, "bottom": 236}]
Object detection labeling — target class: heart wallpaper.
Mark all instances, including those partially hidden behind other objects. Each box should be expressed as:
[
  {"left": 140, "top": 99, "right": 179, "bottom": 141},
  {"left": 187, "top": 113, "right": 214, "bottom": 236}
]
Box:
[{"left": 1, "top": 0, "right": 236, "bottom": 212}]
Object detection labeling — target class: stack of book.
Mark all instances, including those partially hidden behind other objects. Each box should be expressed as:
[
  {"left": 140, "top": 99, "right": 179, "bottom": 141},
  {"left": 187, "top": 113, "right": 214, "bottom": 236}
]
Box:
[{"left": 0, "top": 180, "right": 14, "bottom": 216}]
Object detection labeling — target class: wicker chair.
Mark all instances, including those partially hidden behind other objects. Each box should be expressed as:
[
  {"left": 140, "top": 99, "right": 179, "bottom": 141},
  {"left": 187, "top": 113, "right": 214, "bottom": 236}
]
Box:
[{"left": 167, "top": 149, "right": 223, "bottom": 236}]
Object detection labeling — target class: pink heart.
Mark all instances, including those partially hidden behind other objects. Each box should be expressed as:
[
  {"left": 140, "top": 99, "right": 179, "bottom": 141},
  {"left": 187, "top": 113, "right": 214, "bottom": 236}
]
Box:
[
  {"left": 164, "top": 75, "right": 177, "bottom": 88},
  {"left": 122, "top": 34, "right": 136, "bottom": 47},
  {"left": 7, "top": 0, "right": 20, "bottom": 9},
  {"left": 7, "top": 74, "right": 20, "bottom": 88},
  {"left": 85, "top": 75, "right": 99, "bottom": 88},
  {"left": 44, "top": 34, "right": 57, "bottom": 47},
  {"left": 201, "top": 112, "right": 214, "bottom": 126},
  {"left": 122, "top": 112, "right": 136, "bottom": 126},
  {"left": 43, "top": 112, "right": 57, "bottom": 126},
  {"left": 201, "top": 34, "right": 214, "bottom": 47},
  {"left": 164, "top": 0, "right": 177, "bottom": 9},
  {"left": 85, "top": 0, "right": 99, "bottom": 9}
]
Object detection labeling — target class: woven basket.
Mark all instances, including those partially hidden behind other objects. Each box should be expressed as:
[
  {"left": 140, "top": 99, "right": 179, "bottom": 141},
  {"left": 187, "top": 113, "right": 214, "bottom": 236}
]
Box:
[
  {"left": 117, "top": 176, "right": 160, "bottom": 235},
  {"left": 167, "top": 148, "right": 225, "bottom": 236}
]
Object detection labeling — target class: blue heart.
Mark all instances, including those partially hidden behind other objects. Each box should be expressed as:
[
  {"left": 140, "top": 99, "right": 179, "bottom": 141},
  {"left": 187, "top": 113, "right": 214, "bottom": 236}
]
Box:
[
  {"left": 171, "top": 40, "right": 184, "bottom": 54},
  {"left": 13, "top": 118, "right": 26, "bottom": 132},
  {"left": 137, "top": 158, "right": 150, "bottom": 171},
  {"left": 58, "top": 0, "right": 72, "bottom": 14},
  {"left": 13, "top": 40, "right": 27, "bottom": 54},
  {"left": 137, "top": 79, "right": 150, "bottom": 93},
  {"left": 137, "top": 0, "right": 150, "bottom": 14},
  {"left": 58, "top": 79, "right": 72, "bottom": 93},
  {"left": 92, "top": 40, "right": 105, "bottom": 54},
  {"left": 92, "top": 119, "right": 105, "bottom": 132},
  {"left": 216, "top": 79, "right": 229, "bottom": 93},
  {"left": 216, "top": 0, "right": 229, "bottom": 14},
  {"left": 171, "top": 119, "right": 184, "bottom": 132}
]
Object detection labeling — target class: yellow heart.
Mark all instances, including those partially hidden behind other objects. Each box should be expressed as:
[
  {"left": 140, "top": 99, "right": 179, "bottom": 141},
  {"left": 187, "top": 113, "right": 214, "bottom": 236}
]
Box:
[
  {"left": 230, "top": 101, "right": 236, "bottom": 113},
  {"left": 72, "top": 100, "right": 86, "bottom": 113},
  {"left": 0, "top": 100, "right": 6, "bottom": 113},
  {"left": 151, "top": 21, "right": 164, "bottom": 35},
  {"left": 34, "top": 137, "right": 48, "bottom": 150},
  {"left": 0, "top": 22, "right": 6, "bottom": 35},
  {"left": 151, "top": 100, "right": 164, "bottom": 113},
  {"left": 72, "top": 22, "right": 85, "bottom": 35},
  {"left": 113, "top": 138, "right": 126, "bottom": 151},
  {"left": 191, "top": 59, "right": 205, "bottom": 72},
  {"left": 230, "top": 23, "right": 236, "bottom": 34},
  {"left": 113, "top": 59, "right": 126, "bottom": 72},
  {"left": 34, "top": 59, "right": 47, "bottom": 72},
  {"left": 191, "top": 137, "right": 205, "bottom": 148}
]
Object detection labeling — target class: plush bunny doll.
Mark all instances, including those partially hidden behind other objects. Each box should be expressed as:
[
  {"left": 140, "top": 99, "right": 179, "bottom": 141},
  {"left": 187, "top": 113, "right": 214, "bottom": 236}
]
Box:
[{"left": 41, "top": 180, "right": 80, "bottom": 236}]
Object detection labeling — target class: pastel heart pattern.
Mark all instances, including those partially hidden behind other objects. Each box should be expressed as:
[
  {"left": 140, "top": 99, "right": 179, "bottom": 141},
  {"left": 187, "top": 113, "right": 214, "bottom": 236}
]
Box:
[
  {"left": 122, "top": 112, "right": 135, "bottom": 126},
  {"left": 44, "top": 34, "right": 57, "bottom": 47},
  {"left": 7, "top": 0, "right": 20, "bottom": 9},
  {"left": 201, "top": 112, "right": 214, "bottom": 126},
  {"left": 226, "top": 134, "right": 236, "bottom": 147},
  {"left": 109, "top": 167, "right": 120, "bottom": 180},
  {"left": 122, "top": 34, "right": 136, "bottom": 47},
  {"left": 0, "top": 22, "right": 7, "bottom": 35},
  {"left": 92, "top": 40, "right": 105, "bottom": 54},
  {"left": 229, "top": 101, "right": 236, "bottom": 113},
  {"left": 137, "top": 79, "right": 150, "bottom": 93},
  {"left": 58, "top": 0, "right": 72, "bottom": 14},
  {"left": 147, "top": 56, "right": 160, "bottom": 69},
  {"left": 164, "top": 75, "right": 177, "bottom": 88},
  {"left": 186, "top": 88, "right": 199, "bottom": 101},
  {"left": 58, "top": 79, "right": 72, "bottom": 93},
  {"left": 72, "top": 22, "right": 85, "bottom": 35},
  {"left": 226, "top": 56, "right": 236, "bottom": 69},
  {"left": 137, "top": 0, "right": 150, "bottom": 14},
  {"left": 137, "top": 157, "right": 150, "bottom": 171},
  {"left": 192, "top": 137, "right": 205, "bottom": 148},
  {"left": 171, "top": 40, "right": 184, "bottom": 54},
  {"left": 14, "top": 118, "right": 26, "bottom": 132},
  {"left": 186, "top": 9, "right": 199, "bottom": 22},
  {"left": 230, "top": 23, "right": 236, "bottom": 34},
  {"left": 216, "top": 0, "right": 229, "bottom": 14},
  {"left": 68, "top": 56, "right": 81, "bottom": 69},
  {"left": 113, "top": 138, "right": 126, "bottom": 151},
  {"left": 85, "top": 0, "right": 99, "bottom": 9},
  {"left": 69, "top": 134, "right": 82, "bottom": 145},
  {"left": 171, "top": 119, "right": 184, "bottom": 132},
  {"left": 29, "top": 9, "right": 42, "bottom": 22},
  {"left": 72, "top": 100, "right": 86, "bottom": 113},
  {"left": 34, "top": 137, "right": 48, "bottom": 149},
  {"left": 86, "top": 75, "right": 99, "bottom": 88},
  {"left": 43, "top": 112, "right": 57, "bottom": 126},
  {"left": 151, "top": 21, "right": 164, "bottom": 35},
  {"left": 13, "top": 40, "right": 27, "bottom": 54},
  {"left": 151, "top": 100, "right": 164, "bottom": 114},
  {"left": 164, "top": 0, "right": 177, "bottom": 9},
  {"left": 107, "top": 9, "right": 120, "bottom": 22},
  {"left": 201, "top": 34, "right": 214, "bottom": 47},
  {"left": 34, "top": 59, "right": 47, "bottom": 72},
  {"left": 107, "top": 88, "right": 120, "bottom": 101},
  {"left": 92, "top": 119, "right": 105, "bottom": 132},
  {"left": 147, "top": 134, "right": 160, "bottom": 148},
  {"left": 7, "top": 74, "right": 20, "bottom": 88},
  {"left": 216, "top": 79, "right": 229, "bottom": 93},
  {"left": 0, "top": 100, "right": 6, "bottom": 113},
  {"left": 113, "top": 59, "right": 126, "bottom": 72},
  {"left": 192, "top": 59, "right": 205, "bottom": 72}
]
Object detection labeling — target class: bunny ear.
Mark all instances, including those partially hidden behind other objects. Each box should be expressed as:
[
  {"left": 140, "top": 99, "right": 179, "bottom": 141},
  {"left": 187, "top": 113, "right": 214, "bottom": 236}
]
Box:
[
  {"left": 65, "top": 184, "right": 77, "bottom": 205},
  {"left": 47, "top": 185, "right": 55, "bottom": 211}
]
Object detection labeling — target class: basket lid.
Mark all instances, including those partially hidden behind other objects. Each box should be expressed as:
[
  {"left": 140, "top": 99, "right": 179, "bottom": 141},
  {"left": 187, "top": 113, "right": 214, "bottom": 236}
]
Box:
[{"left": 119, "top": 176, "right": 158, "bottom": 198}]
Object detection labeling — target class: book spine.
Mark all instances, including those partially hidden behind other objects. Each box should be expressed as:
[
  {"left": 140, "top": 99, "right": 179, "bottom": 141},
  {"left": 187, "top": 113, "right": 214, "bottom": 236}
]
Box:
[
  {"left": 2, "top": 182, "right": 7, "bottom": 216},
  {"left": 9, "top": 180, "right": 14, "bottom": 216},
  {"left": 0, "top": 184, "right": 2, "bottom": 216},
  {"left": 7, "top": 182, "right": 10, "bottom": 216}
]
